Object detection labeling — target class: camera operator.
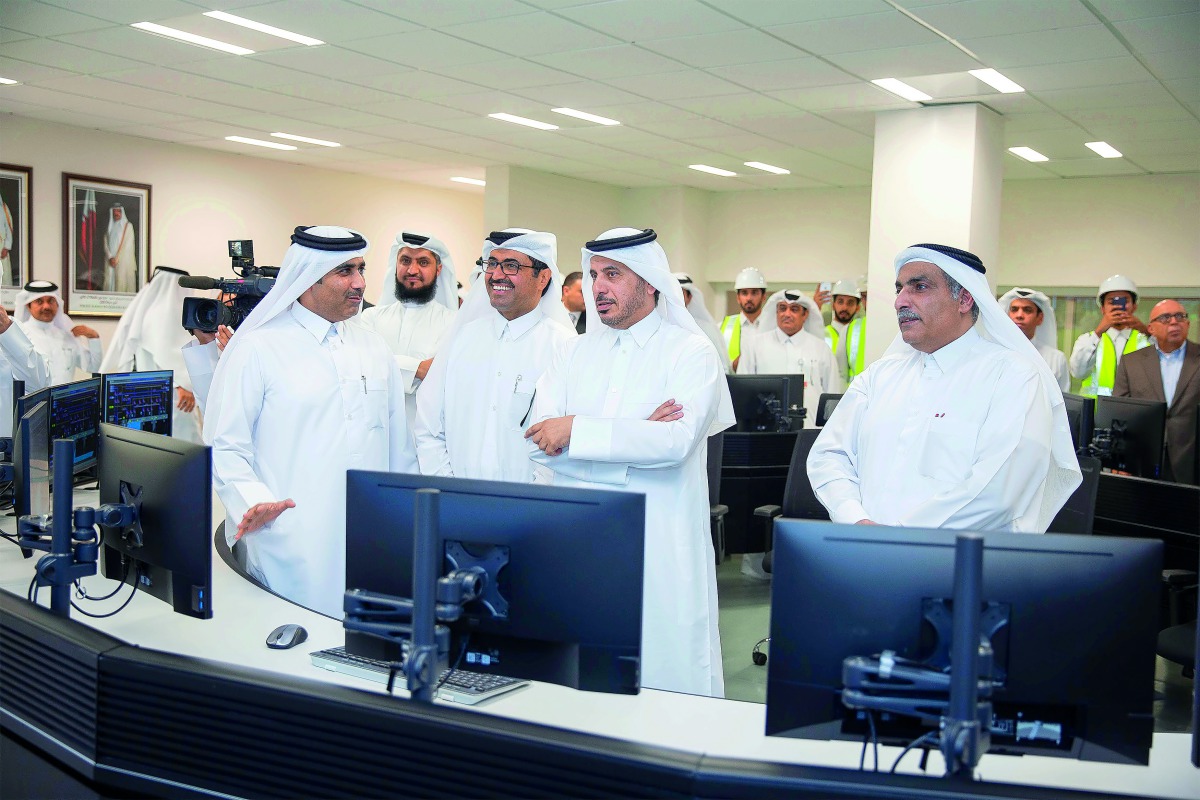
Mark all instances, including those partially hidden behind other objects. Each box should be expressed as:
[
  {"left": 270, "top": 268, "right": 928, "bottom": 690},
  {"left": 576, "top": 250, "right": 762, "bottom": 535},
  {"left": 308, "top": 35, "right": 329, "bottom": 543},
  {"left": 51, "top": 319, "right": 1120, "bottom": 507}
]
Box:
[
  {"left": 203, "top": 226, "right": 417, "bottom": 618},
  {"left": 1069, "top": 274, "right": 1151, "bottom": 397}
]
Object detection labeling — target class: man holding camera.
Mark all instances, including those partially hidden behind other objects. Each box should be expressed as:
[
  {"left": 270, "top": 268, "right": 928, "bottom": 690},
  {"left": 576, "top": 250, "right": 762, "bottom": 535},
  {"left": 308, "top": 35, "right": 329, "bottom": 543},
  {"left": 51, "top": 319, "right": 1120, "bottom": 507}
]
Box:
[
  {"left": 1069, "top": 274, "right": 1151, "bottom": 397},
  {"left": 204, "top": 226, "right": 417, "bottom": 617}
]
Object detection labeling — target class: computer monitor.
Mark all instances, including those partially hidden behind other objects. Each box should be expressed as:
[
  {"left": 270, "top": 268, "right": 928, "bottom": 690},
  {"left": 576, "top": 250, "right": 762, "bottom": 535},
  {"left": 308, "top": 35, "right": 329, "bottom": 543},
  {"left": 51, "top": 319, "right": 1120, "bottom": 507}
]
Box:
[
  {"left": 101, "top": 370, "right": 173, "bottom": 436},
  {"left": 13, "top": 386, "right": 49, "bottom": 439},
  {"left": 12, "top": 400, "right": 50, "bottom": 524},
  {"left": 765, "top": 520, "right": 1161, "bottom": 765},
  {"left": 726, "top": 374, "right": 803, "bottom": 432},
  {"left": 1061, "top": 393, "right": 1094, "bottom": 453},
  {"left": 96, "top": 423, "right": 213, "bottom": 619},
  {"left": 48, "top": 377, "right": 101, "bottom": 474},
  {"left": 345, "top": 471, "right": 645, "bottom": 694},
  {"left": 1093, "top": 395, "right": 1166, "bottom": 479}
]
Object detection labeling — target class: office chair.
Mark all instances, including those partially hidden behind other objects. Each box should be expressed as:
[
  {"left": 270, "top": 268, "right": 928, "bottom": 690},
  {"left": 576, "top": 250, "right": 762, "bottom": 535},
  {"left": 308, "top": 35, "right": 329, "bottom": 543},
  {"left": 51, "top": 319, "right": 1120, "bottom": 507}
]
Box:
[
  {"left": 1157, "top": 620, "right": 1196, "bottom": 679},
  {"left": 707, "top": 432, "right": 728, "bottom": 566},
  {"left": 1047, "top": 456, "right": 1102, "bottom": 535},
  {"left": 814, "top": 393, "right": 843, "bottom": 427},
  {"left": 754, "top": 429, "right": 828, "bottom": 575}
]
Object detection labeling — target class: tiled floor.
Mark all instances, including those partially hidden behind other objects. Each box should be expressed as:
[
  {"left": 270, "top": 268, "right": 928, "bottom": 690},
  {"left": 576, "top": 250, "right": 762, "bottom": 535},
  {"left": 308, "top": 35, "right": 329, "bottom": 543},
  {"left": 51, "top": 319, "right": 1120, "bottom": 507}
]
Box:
[{"left": 715, "top": 557, "right": 1196, "bottom": 735}]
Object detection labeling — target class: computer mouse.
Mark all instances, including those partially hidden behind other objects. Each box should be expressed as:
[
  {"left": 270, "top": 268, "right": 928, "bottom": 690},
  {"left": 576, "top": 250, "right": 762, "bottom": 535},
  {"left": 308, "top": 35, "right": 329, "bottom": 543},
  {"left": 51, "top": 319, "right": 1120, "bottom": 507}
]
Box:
[{"left": 266, "top": 624, "right": 308, "bottom": 650}]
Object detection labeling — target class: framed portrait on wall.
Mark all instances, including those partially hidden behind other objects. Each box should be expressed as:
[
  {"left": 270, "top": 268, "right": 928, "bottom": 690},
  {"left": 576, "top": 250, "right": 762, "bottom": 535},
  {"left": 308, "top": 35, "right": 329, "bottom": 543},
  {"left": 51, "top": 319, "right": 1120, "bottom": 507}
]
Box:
[
  {"left": 62, "top": 173, "right": 151, "bottom": 316},
  {"left": 0, "top": 163, "right": 33, "bottom": 310}
]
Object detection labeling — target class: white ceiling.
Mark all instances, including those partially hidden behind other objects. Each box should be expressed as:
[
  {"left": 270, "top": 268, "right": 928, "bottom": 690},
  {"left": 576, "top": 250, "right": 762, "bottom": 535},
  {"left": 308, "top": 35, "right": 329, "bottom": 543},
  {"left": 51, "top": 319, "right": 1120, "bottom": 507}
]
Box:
[{"left": 1, "top": 0, "right": 1197, "bottom": 192}]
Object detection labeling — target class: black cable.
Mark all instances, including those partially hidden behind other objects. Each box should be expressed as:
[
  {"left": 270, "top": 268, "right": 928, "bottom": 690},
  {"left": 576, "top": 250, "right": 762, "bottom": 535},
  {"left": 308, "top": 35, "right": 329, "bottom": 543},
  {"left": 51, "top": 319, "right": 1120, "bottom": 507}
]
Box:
[
  {"left": 436, "top": 632, "right": 471, "bottom": 690},
  {"left": 26, "top": 573, "right": 36, "bottom": 602},
  {"left": 891, "top": 731, "right": 939, "bottom": 773},
  {"left": 864, "top": 711, "right": 879, "bottom": 771},
  {"left": 74, "top": 559, "right": 130, "bottom": 602},
  {"left": 69, "top": 579, "right": 137, "bottom": 619}
]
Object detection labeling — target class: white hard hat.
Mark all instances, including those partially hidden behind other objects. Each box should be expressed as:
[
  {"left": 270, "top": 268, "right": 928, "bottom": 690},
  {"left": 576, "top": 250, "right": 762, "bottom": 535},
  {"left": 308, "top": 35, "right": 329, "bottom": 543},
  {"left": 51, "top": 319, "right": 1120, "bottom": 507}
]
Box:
[
  {"left": 1097, "top": 274, "right": 1138, "bottom": 306},
  {"left": 830, "top": 278, "right": 861, "bottom": 299},
  {"left": 734, "top": 267, "right": 767, "bottom": 290}
]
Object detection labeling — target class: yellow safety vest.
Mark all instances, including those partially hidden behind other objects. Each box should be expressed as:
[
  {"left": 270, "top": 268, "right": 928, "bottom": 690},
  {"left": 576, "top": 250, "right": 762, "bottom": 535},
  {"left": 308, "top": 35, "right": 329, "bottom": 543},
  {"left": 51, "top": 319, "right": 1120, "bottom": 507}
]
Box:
[
  {"left": 1081, "top": 330, "right": 1148, "bottom": 397},
  {"left": 825, "top": 318, "right": 867, "bottom": 380},
  {"left": 720, "top": 315, "right": 743, "bottom": 362}
]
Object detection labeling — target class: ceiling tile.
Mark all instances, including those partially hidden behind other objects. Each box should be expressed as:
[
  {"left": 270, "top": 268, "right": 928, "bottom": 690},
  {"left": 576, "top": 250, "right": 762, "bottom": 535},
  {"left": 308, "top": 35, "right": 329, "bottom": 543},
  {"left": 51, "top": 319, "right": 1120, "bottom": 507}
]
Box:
[
  {"left": 352, "top": 96, "right": 476, "bottom": 122},
  {"left": 670, "top": 92, "right": 797, "bottom": 118},
  {"left": 54, "top": 26, "right": 243, "bottom": 65},
  {"left": 1, "top": 84, "right": 180, "bottom": 125},
  {"left": 357, "top": 138, "right": 472, "bottom": 162},
  {"left": 557, "top": 0, "right": 749, "bottom": 40},
  {"left": 818, "top": 109, "right": 878, "bottom": 135},
  {"left": 683, "top": 132, "right": 793, "bottom": 154},
  {"left": 1088, "top": 0, "right": 1200, "bottom": 23},
  {"left": 110, "top": 123, "right": 209, "bottom": 143},
  {"left": 267, "top": 79, "right": 401, "bottom": 106},
  {"left": 425, "top": 90, "right": 549, "bottom": 116},
  {"left": 1116, "top": 136, "right": 1200, "bottom": 156},
  {"left": 567, "top": 169, "right": 676, "bottom": 188},
  {"left": 768, "top": 82, "right": 911, "bottom": 112},
  {"left": 529, "top": 44, "right": 683, "bottom": 80},
  {"left": 699, "top": 0, "right": 891, "bottom": 27},
  {"left": 1135, "top": 152, "right": 1200, "bottom": 171},
  {"left": 349, "top": 30, "right": 507, "bottom": 70},
  {"left": 511, "top": 81, "right": 645, "bottom": 109},
  {"left": 431, "top": 58, "right": 582, "bottom": 90},
  {"left": 36, "top": 0, "right": 199, "bottom": 24},
  {"left": 1114, "top": 11, "right": 1200, "bottom": 54},
  {"left": 1002, "top": 111, "right": 1085, "bottom": 136},
  {"left": 100, "top": 66, "right": 236, "bottom": 97},
  {"left": 251, "top": 46, "right": 414, "bottom": 81},
  {"left": 605, "top": 70, "right": 746, "bottom": 101},
  {"left": 440, "top": 12, "right": 620, "bottom": 55},
  {"left": 0, "top": 27, "right": 35, "bottom": 44},
  {"left": 767, "top": 11, "right": 942, "bottom": 55},
  {"left": 915, "top": 0, "right": 1098, "bottom": 39},
  {"left": 635, "top": 117, "right": 751, "bottom": 140},
  {"left": 637, "top": 29, "right": 803, "bottom": 68},
  {"left": 1084, "top": 118, "right": 1200, "bottom": 144},
  {"left": 352, "top": 0, "right": 534, "bottom": 27},
  {"left": 31, "top": 75, "right": 234, "bottom": 118},
  {"left": 1002, "top": 57, "right": 1155, "bottom": 92},
  {"left": 357, "top": 70, "right": 484, "bottom": 99},
  {"left": 824, "top": 41, "right": 981, "bottom": 77},
  {"left": 1002, "top": 157, "right": 1058, "bottom": 179},
  {"left": 1040, "top": 158, "right": 1148, "bottom": 178},
  {"left": 2, "top": 1, "right": 113, "bottom": 36},
  {"left": 176, "top": 55, "right": 306, "bottom": 88},
  {"left": 1, "top": 37, "right": 145, "bottom": 74},
  {"left": 280, "top": 105, "right": 401, "bottom": 128},
  {"left": 1140, "top": 48, "right": 1200, "bottom": 80},
  {"left": 708, "top": 58, "right": 857, "bottom": 92},
  {"left": 0, "top": 56, "right": 74, "bottom": 84},
  {"left": 217, "top": 0, "right": 419, "bottom": 42},
  {"left": 961, "top": 25, "right": 1129, "bottom": 69},
  {"left": 576, "top": 102, "right": 703, "bottom": 125},
  {"left": 1037, "top": 82, "right": 1178, "bottom": 114},
  {"left": 349, "top": 120, "right": 465, "bottom": 143}
]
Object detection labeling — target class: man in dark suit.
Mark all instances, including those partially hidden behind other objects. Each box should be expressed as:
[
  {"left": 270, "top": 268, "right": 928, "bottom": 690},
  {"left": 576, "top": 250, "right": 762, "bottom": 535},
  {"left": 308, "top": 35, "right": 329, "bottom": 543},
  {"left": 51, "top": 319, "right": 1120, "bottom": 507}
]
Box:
[
  {"left": 1114, "top": 299, "right": 1198, "bottom": 484},
  {"left": 562, "top": 270, "right": 586, "bottom": 333}
]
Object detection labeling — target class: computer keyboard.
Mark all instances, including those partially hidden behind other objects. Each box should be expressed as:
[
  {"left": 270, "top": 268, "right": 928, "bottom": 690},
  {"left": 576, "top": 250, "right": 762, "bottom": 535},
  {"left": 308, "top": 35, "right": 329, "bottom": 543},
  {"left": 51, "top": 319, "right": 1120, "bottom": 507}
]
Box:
[{"left": 309, "top": 646, "right": 528, "bottom": 705}]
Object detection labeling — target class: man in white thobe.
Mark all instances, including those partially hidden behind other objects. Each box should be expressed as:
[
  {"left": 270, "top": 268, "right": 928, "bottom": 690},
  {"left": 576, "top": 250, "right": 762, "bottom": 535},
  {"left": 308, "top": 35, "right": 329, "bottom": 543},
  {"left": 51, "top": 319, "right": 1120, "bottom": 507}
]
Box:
[
  {"left": 819, "top": 278, "right": 867, "bottom": 385},
  {"left": 1000, "top": 287, "right": 1069, "bottom": 392},
  {"left": 205, "top": 226, "right": 417, "bottom": 617},
  {"left": 0, "top": 304, "right": 50, "bottom": 437},
  {"left": 675, "top": 272, "right": 732, "bottom": 374},
  {"left": 808, "top": 243, "right": 1080, "bottom": 532},
  {"left": 99, "top": 266, "right": 209, "bottom": 442},
  {"left": 736, "top": 288, "right": 843, "bottom": 421},
  {"left": 355, "top": 230, "right": 457, "bottom": 427},
  {"left": 525, "top": 227, "right": 736, "bottom": 698},
  {"left": 414, "top": 229, "right": 575, "bottom": 482},
  {"left": 15, "top": 281, "right": 102, "bottom": 385},
  {"left": 103, "top": 204, "right": 138, "bottom": 294}
]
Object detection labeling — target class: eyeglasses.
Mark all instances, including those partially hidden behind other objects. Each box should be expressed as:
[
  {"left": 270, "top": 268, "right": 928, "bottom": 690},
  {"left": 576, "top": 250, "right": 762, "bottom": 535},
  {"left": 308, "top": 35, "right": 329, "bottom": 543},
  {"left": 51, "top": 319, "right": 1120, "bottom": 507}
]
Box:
[
  {"left": 1151, "top": 312, "right": 1189, "bottom": 324},
  {"left": 483, "top": 257, "right": 543, "bottom": 276}
]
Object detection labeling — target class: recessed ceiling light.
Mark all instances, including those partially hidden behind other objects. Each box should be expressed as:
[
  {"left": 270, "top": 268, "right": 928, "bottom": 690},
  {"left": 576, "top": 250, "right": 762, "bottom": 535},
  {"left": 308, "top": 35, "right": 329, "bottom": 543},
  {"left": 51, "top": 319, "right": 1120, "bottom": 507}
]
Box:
[
  {"left": 203, "top": 11, "right": 324, "bottom": 46},
  {"left": 131, "top": 22, "right": 254, "bottom": 56},
  {"left": 968, "top": 68, "right": 1024, "bottom": 94},
  {"left": 271, "top": 132, "right": 340, "bottom": 147},
  {"left": 870, "top": 78, "right": 931, "bottom": 102},
  {"left": 689, "top": 164, "right": 737, "bottom": 177},
  {"left": 1085, "top": 141, "right": 1123, "bottom": 159},
  {"left": 451, "top": 177, "right": 486, "bottom": 186},
  {"left": 744, "top": 161, "right": 790, "bottom": 175},
  {"left": 0, "top": 77, "right": 20, "bottom": 86},
  {"left": 488, "top": 113, "right": 559, "bottom": 131},
  {"left": 551, "top": 107, "right": 620, "bottom": 126},
  {"left": 226, "top": 135, "right": 297, "bottom": 151},
  {"left": 1008, "top": 146, "right": 1049, "bottom": 162}
]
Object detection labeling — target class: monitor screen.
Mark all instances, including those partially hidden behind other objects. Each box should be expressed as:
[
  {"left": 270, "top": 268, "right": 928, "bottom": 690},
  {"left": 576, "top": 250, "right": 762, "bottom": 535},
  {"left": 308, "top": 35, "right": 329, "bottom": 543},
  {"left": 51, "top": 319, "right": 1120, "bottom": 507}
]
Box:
[
  {"left": 97, "top": 423, "right": 213, "bottom": 619},
  {"left": 345, "top": 470, "right": 645, "bottom": 694},
  {"left": 101, "top": 370, "right": 173, "bottom": 436},
  {"left": 48, "top": 378, "right": 101, "bottom": 474},
  {"left": 1093, "top": 395, "right": 1166, "bottom": 479},
  {"left": 726, "top": 374, "right": 803, "bottom": 432},
  {"left": 14, "top": 386, "right": 49, "bottom": 441},
  {"left": 1061, "top": 393, "right": 1095, "bottom": 453},
  {"left": 765, "top": 520, "right": 1161, "bottom": 765},
  {"left": 12, "top": 399, "right": 50, "bottom": 524}
]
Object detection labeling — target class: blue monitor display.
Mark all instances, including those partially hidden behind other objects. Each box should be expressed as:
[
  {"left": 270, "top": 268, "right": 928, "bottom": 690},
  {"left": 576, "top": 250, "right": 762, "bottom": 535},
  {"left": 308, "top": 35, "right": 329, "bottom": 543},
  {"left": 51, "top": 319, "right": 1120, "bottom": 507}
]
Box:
[
  {"left": 13, "top": 386, "right": 49, "bottom": 440},
  {"left": 12, "top": 399, "right": 50, "bottom": 523},
  {"left": 102, "top": 370, "right": 173, "bottom": 436},
  {"left": 765, "top": 520, "right": 1161, "bottom": 765},
  {"left": 48, "top": 377, "right": 101, "bottom": 474},
  {"left": 345, "top": 471, "right": 645, "bottom": 694}
]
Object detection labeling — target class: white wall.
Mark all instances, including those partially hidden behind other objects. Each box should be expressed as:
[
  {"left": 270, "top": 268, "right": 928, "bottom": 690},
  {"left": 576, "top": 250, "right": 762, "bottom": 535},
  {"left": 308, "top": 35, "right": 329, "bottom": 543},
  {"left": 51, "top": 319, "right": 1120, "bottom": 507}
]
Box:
[{"left": 2, "top": 115, "right": 484, "bottom": 341}]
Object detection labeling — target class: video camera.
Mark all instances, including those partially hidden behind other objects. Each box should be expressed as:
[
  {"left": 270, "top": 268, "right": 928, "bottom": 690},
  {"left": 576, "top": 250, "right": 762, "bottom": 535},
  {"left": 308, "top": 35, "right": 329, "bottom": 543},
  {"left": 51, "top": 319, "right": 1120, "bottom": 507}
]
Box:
[{"left": 180, "top": 240, "right": 278, "bottom": 333}]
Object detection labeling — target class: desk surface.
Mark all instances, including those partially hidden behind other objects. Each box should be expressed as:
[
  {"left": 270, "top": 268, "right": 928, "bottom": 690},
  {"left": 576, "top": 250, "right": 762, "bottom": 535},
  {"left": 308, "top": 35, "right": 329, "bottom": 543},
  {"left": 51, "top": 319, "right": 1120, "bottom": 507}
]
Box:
[{"left": 1, "top": 489, "right": 1195, "bottom": 799}]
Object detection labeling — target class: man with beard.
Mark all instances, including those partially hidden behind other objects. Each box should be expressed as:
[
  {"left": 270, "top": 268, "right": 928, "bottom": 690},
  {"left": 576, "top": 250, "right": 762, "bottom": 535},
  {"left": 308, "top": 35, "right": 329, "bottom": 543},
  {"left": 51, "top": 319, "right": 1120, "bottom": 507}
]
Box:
[
  {"left": 414, "top": 229, "right": 575, "bottom": 482},
  {"left": 999, "top": 287, "right": 1069, "bottom": 391},
  {"left": 720, "top": 267, "right": 768, "bottom": 371},
  {"left": 822, "top": 279, "right": 866, "bottom": 384},
  {"left": 356, "top": 230, "right": 457, "bottom": 425}
]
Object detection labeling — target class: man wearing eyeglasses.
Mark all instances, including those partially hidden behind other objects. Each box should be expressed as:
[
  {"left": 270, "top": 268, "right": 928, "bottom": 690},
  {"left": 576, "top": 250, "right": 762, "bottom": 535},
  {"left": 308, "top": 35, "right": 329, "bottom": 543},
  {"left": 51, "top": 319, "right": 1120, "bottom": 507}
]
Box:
[
  {"left": 413, "top": 229, "right": 575, "bottom": 482},
  {"left": 1114, "top": 300, "right": 1198, "bottom": 485}
]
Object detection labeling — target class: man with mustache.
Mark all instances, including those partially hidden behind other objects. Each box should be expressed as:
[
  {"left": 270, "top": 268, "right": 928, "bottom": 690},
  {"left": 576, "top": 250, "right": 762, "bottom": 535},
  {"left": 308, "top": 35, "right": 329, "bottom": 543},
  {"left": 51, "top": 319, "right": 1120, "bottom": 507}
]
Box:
[
  {"left": 204, "top": 226, "right": 417, "bottom": 617},
  {"left": 821, "top": 278, "right": 867, "bottom": 385},
  {"left": 808, "top": 244, "right": 1080, "bottom": 532},
  {"left": 720, "top": 266, "right": 768, "bottom": 371},
  {"left": 414, "top": 228, "right": 575, "bottom": 482}
]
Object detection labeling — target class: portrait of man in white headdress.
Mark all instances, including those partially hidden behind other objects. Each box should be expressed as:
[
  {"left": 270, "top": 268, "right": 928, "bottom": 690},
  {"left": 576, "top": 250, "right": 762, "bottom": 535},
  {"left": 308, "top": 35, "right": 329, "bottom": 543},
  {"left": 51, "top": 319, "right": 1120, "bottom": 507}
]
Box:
[
  {"left": 0, "top": 168, "right": 30, "bottom": 296},
  {"left": 104, "top": 203, "right": 138, "bottom": 294}
]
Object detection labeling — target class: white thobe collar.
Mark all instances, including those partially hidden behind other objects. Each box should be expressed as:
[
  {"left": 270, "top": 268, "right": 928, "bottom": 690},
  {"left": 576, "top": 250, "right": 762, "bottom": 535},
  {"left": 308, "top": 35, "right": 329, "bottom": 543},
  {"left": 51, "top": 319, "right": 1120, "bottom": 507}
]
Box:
[
  {"left": 489, "top": 304, "right": 544, "bottom": 341},
  {"left": 829, "top": 319, "right": 849, "bottom": 333},
  {"left": 922, "top": 326, "right": 979, "bottom": 378},
  {"left": 290, "top": 301, "right": 342, "bottom": 344},
  {"left": 616, "top": 309, "right": 662, "bottom": 349},
  {"left": 26, "top": 318, "right": 57, "bottom": 333},
  {"left": 772, "top": 327, "right": 807, "bottom": 345},
  {"left": 742, "top": 313, "right": 762, "bottom": 329}
]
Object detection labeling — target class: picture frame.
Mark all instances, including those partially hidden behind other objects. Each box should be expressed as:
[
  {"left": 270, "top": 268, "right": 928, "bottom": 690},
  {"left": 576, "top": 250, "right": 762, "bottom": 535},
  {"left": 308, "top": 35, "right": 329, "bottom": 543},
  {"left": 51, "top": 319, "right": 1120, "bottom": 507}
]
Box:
[
  {"left": 0, "top": 163, "right": 33, "bottom": 310},
  {"left": 62, "top": 173, "right": 151, "bottom": 317}
]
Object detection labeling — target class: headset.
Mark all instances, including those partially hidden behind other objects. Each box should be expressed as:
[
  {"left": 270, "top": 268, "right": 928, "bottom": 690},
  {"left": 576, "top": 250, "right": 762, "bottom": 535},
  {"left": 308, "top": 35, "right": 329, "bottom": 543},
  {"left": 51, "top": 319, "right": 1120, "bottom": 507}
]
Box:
[{"left": 752, "top": 636, "right": 770, "bottom": 666}]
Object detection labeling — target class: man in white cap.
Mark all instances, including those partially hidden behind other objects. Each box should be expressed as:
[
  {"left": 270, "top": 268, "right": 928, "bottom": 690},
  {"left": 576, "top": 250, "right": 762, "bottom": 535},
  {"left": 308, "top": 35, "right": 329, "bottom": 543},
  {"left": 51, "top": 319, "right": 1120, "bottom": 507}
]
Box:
[
  {"left": 355, "top": 230, "right": 457, "bottom": 427},
  {"left": 204, "top": 226, "right": 417, "bottom": 617},
  {"left": 1000, "top": 287, "right": 1069, "bottom": 392},
  {"left": 675, "top": 272, "right": 732, "bottom": 373},
  {"left": 525, "top": 227, "right": 736, "bottom": 698},
  {"left": 0, "top": 304, "right": 50, "bottom": 438},
  {"left": 719, "top": 266, "right": 768, "bottom": 370},
  {"left": 808, "top": 243, "right": 1080, "bottom": 532},
  {"left": 1069, "top": 275, "right": 1151, "bottom": 397},
  {"left": 414, "top": 228, "right": 575, "bottom": 482},
  {"left": 15, "top": 280, "right": 102, "bottom": 385},
  {"left": 99, "top": 266, "right": 208, "bottom": 443},
  {"left": 821, "top": 279, "right": 867, "bottom": 385},
  {"left": 104, "top": 203, "right": 138, "bottom": 294},
  {"left": 562, "top": 271, "right": 586, "bottom": 334},
  {"left": 737, "top": 288, "right": 842, "bottom": 415}
]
